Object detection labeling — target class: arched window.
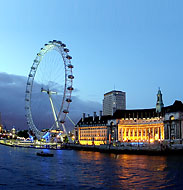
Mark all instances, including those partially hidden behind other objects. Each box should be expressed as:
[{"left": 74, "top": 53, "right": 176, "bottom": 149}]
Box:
[{"left": 170, "top": 115, "right": 175, "bottom": 120}]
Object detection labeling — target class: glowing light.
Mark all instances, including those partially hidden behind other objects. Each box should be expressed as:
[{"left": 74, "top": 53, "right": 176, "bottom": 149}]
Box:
[
  {"left": 150, "top": 138, "right": 154, "bottom": 143},
  {"left": 43, "top": 132, "right": 50, "bottom": 139},
  {"left": 155, "top": 134, "right": 159, "bottom": 140}
]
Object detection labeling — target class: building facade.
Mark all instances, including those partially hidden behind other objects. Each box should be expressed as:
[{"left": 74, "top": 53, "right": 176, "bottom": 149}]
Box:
[
  {"left": 114, "top": 109, "right": 164, "bottom": 143},
  {"left": 164, "top": 101, "right": 183, "bottom": 144},
  {"left": 75, "top": 113, "right": 113, "bottom": 145},
  {"left": 103, "top": 90, "right": 126, "bottom": 116}
]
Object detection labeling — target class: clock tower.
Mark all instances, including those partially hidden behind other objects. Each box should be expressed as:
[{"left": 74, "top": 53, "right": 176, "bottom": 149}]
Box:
[{"left": 156, "top": 88, "right": 164, "bottom": 113}]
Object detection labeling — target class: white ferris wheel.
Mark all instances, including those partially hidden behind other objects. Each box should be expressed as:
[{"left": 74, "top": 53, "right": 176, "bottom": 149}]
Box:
[{"left": 25, "top": 40, "right": 74, "bottom": 140}]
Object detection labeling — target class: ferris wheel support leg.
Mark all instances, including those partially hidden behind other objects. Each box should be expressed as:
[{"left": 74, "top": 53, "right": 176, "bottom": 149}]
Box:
[
  {"left": 48, "top": 94, "right": 60, "bottom": 129},
  {"left": 61, "top": 123, "right": 72, "bottom": 143},
  {"left": 66, "top": 114, "right": 76, "bottom": 126}
]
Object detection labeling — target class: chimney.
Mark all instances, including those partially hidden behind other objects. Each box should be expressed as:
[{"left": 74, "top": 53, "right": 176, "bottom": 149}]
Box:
[
  {"left": 93, "top": 112, "right": 97, "bottom": 120},
  {"left": 99, "top": 111, "right": 102, "bottom": 120},
  {"left": 82, "top": 113, "right": 85, "bottom": 122}
]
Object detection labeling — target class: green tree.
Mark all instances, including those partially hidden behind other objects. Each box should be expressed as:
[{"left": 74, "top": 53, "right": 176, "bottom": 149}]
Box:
[{"left": 17, "top": 130, "right": 29, "bottom": 138}]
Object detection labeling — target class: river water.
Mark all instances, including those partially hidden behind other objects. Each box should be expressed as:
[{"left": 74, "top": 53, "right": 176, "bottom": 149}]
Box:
[{"left": 0, "top": 144, "right": 183, "bottom": 190}]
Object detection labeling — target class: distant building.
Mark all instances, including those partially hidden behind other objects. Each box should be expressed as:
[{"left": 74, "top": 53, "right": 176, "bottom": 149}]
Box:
[
  {"left": 103, "top": 90, "right": 126, "bottom": 116},
  {"left": 11, "top": 127, "right": 16, "bottom": 138},
  {"left": 0, "top": 112, "right": 2, "bottom": 133}
]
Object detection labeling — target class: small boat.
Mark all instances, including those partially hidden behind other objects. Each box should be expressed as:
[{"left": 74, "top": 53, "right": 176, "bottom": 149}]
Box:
[{"left": 36, "top": 151, "right": 54, "bottom": 157}]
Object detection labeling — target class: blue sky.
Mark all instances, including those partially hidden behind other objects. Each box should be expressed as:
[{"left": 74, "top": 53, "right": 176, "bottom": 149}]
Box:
[{"left": 0, "top": 0, "right": 183, "bottom": 110}]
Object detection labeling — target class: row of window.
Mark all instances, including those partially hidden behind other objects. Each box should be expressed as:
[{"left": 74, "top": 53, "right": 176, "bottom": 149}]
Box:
[
  {"left": 80, "top": 138, "right": 106, "bottom": 141},
  {"left": 165, "top": 124, "right": 181, "bottom": 139},
  {"left": 119, "top": 128, "right": 161, "bottom": 137},
  {"left": 80, "top": 127, "right": 107, "bottom": 130},
  {"left": 80, "top": 133, "right": 107, "bottom": 137}
]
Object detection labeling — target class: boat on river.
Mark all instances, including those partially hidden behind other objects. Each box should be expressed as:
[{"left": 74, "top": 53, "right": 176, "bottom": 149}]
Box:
[{"left": 36, "top": 151, "right": 54, "bottom": 157}]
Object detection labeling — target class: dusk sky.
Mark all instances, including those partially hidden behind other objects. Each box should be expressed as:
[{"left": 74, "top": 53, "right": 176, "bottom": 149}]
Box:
[{"left": 0, "top": 0, "right": 183, "bottom": 129}]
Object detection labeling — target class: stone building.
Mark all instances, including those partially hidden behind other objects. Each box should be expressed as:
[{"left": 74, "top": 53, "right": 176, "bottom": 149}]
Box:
[
  {"left": 74, "top": 112, "right": 115, "bottom": 145},
  {"left": 164, "top": 100, "right": 183, "bottom": 144},
  {"left": 75, "top": 90, "right": 183, "bottom": 145}
]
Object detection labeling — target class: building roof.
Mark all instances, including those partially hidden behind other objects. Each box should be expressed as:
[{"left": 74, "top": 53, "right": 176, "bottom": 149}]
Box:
[
  {"left": 76, "top": 115, "right": 113, "bottom": 126},
  {"left": 76, "top": 100, "right": 183, "bottom": 126},
  {"left": 104, "top": 90, "right": 125, "bottom": 96},
  {"left": 165, "top": 100, "right": 183, "bottom": 113},
  {"left": 113, "top": 100, "right": 183, "bottom": 119}
]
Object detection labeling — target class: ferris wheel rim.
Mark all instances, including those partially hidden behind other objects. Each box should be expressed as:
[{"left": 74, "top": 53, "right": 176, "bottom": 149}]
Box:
[{"left": 25, "top": 40, "right": 74, "bottom": 139}]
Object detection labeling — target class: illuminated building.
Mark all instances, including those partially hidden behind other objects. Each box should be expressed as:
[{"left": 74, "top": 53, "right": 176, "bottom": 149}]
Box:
[
  {"left": 103, "top": 90, "right": 126, "bottom": 116},
  {"left": 75, "top": 89, "right": 183, "bottom": 145},
  {"left": 75, "top": 112, "right": 117, "bottom": 145},
  {"left": 113, "top": 89, "right": 165, "bottom": 143},
  {"left": 114, "top": 108, "right": 164, "bottom": 143},
  {"left": 0, "top": 112, "right": 3, "bottom": 133},
  {"left": 11, "top": 127, "right": 16, "bottom": 139}
]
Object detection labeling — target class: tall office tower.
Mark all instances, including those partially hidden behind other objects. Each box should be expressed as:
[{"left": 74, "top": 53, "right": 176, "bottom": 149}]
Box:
[{"left": 103, "top": 90, "right": 126, "bottom": 116}]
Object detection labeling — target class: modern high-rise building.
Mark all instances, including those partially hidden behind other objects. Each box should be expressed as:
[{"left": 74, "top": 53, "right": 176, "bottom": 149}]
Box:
[{"left": 103, "top": 90, "right": 126, "bottom": 116}]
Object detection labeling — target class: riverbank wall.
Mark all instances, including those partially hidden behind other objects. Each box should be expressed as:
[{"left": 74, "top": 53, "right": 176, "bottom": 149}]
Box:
[{"left": 64, "top": 143, "right": 183, "bottom": 155}]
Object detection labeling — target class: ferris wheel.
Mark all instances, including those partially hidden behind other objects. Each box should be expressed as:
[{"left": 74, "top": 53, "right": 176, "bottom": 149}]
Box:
[{"left": 25, "top": 40, "right": 74, "bottom": 140}]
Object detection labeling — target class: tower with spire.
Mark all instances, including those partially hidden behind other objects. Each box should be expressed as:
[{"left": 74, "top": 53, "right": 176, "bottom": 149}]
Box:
[{"left": 156, "top": 88, "right": 164, "bottom": 113}]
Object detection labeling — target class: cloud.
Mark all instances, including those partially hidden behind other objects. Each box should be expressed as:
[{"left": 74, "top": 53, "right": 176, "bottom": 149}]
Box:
[{"left": 0, "top": 72, "right": 102, "bottom": 131}]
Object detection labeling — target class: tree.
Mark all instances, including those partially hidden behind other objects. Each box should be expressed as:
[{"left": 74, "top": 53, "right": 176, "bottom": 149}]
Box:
[{"left": 17, "top": 130, "right": 29, "bottom": 138}]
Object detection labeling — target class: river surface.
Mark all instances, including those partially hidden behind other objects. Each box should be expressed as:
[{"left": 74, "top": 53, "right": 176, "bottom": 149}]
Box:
[{"left": 0, "top": 145, "right": 183, "bottom": 190}]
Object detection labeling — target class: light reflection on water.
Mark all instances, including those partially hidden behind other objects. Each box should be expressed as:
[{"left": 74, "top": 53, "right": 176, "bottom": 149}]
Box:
[{"left": 0, "top": 145, "right": 183, "bottom": 189}]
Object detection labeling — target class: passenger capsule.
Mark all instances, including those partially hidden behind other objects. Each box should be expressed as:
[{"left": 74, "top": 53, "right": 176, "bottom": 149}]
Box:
[
  {"left": 68, "top": 75, "right": 74, "bottom": 79},
  {"left": 31, "top": 66, "right": 36, "bottom": 70},
  {"left": 57, "top": 41, "right": 62, "bottom": 44},
  {"left": 29, "top": 74, "right": 33, "bottom": 77},
  {"left": 64, "top": 48, "right": 69, "bottom": 53},
  {"left": 37, "top": 53, "right": 41, "bottom": 56},
  {"left": 68, "top": 64, "right": 74, "bottom": 69},
  {"left": 66, "top": 98, "right": 72, "bottom": 103},
  {"left": 60, "top": 120, "right": 65, "bottom": 124},
  {"left": 61, "top": 43, "right": 66, "bottom": 47},
  {"left": 63, "top": 110, "right": 69, "bottom": 114},
  {"left": 53, "top": 40, "right": 57, "bottom": 42},
  {"left": 66, "top": 55, "right": 72, "bottom": 60},
  {"left": 27, "top": 82, "right": 31, "bottom": 85},
  {"left": 67, "top": 86, "right": 74, "bottom": 91}
]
